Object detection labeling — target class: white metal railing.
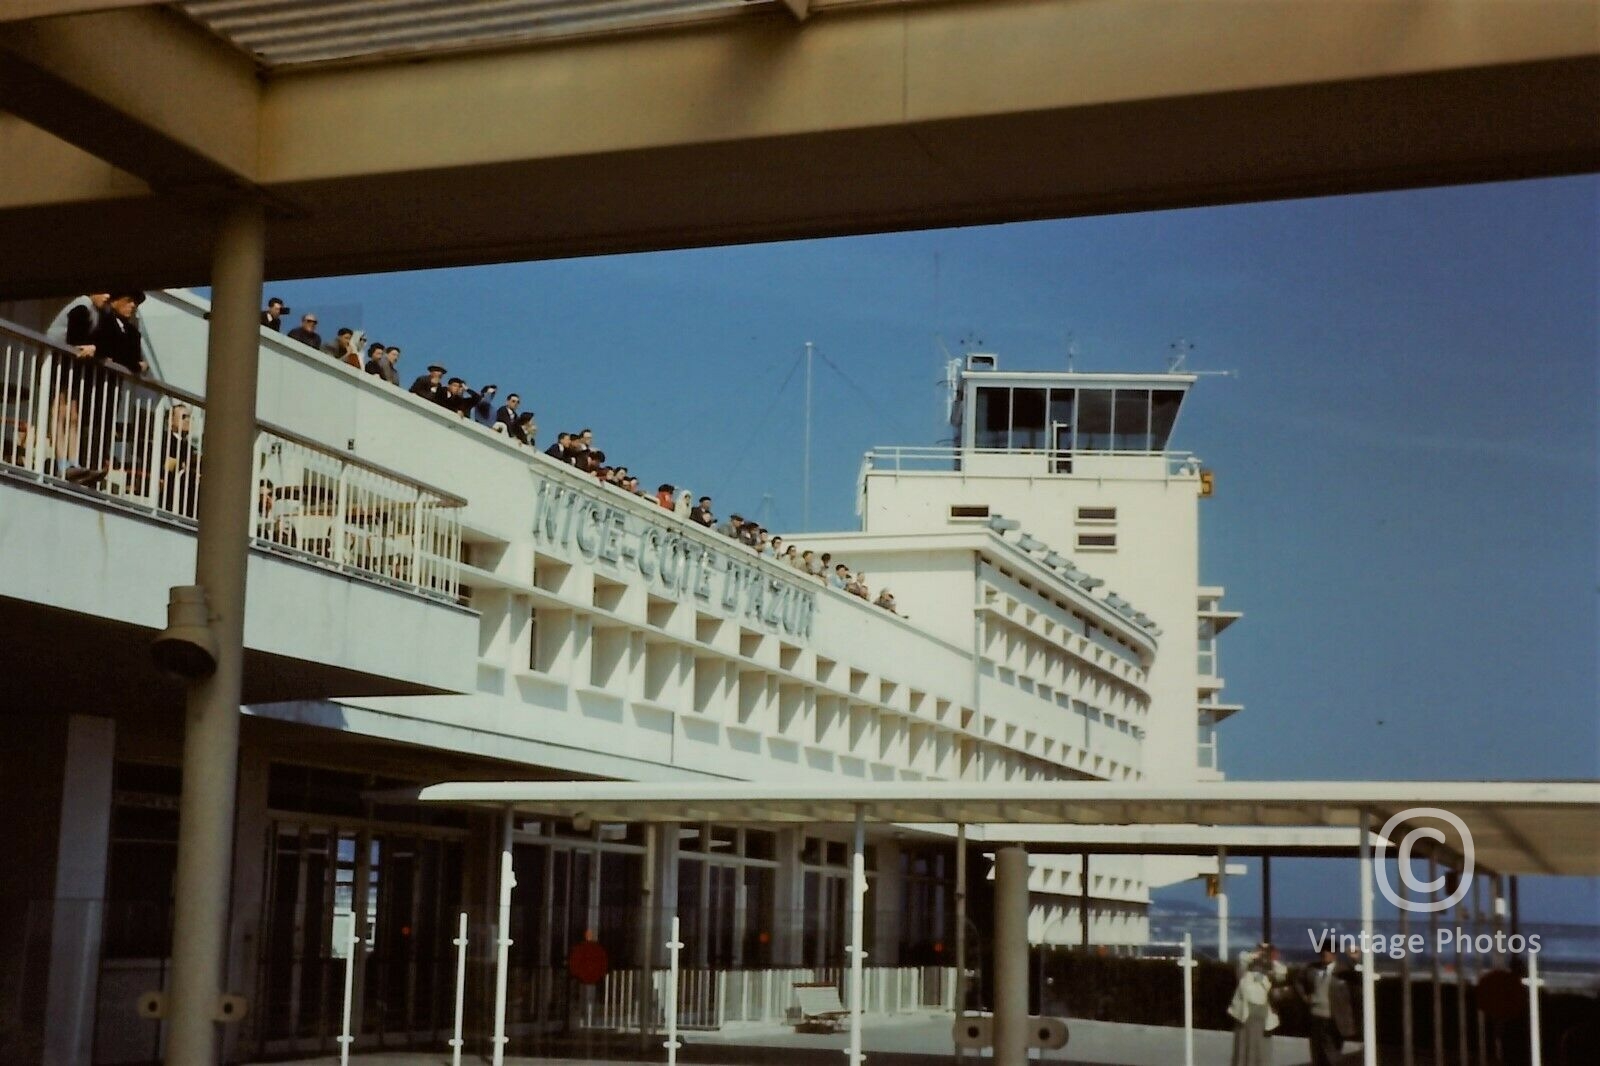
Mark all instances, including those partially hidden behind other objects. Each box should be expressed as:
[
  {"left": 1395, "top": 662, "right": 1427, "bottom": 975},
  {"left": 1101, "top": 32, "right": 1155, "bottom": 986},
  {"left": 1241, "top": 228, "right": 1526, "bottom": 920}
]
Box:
[
  {"left": 862, "top": 445, "right": 1197, "bottom": 476},
  {"left": 586, "top": 965, "right": 955, "bottom": 1031},
  {"left": 1, "top": 318, "right": 463, "bottom": 601}
]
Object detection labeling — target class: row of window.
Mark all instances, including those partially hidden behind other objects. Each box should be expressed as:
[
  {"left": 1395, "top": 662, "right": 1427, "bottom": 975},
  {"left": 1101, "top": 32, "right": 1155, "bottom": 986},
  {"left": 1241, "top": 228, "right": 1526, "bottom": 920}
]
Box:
[{"left": 970, "top": 386, "right": 1184, "bottom": 453}]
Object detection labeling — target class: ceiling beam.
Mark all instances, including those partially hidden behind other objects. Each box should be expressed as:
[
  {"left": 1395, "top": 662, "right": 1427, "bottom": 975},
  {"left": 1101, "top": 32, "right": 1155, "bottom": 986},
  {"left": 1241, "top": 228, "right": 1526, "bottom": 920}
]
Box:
[
  {"left": 0, "top": 0, "right": 1594, "bottom": 296},
  {"left": 0, "top": 0, "right": 166, "bottom": 21},
  {"left": 0, "top": 5, "right": 261, "bottom": 190}
]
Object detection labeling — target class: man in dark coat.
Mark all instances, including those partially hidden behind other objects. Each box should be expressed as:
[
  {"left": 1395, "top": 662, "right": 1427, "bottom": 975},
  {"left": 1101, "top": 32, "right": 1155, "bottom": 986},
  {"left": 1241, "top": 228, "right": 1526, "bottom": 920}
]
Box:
[
  {"left": 159, "top": 404, "right": 200, "bottom": 516},
  {"left": 493, "top": 393, "right": 522, "bottom": 430},
  {"left": 286, "top": 313, "right": 322, "bottom": 350},
  {"left": 1297, "top": 940, "right": 1357, "bottom": 1066},
  {"left": 261, "top": 297, "right": 287, "bottom": 331},
  {"left": 409, "top": 364, "right": 448, "bottom": 404},
  {"left": 92, "top": 291, "right": 146, "bottom": 376},
  {"left": 440, "top": 377, "right": 480, "bottom": 415}
]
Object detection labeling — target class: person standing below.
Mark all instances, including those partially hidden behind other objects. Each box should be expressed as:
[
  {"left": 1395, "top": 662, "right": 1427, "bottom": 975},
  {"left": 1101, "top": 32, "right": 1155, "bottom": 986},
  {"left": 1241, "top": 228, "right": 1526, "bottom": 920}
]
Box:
[
  {"left": 1227, "top": 944, "right": 1282, "bottom": 1066},
  {"left": 409, "top": 364, "right": 447, "bottom": 404},
  {"left": 1297, "top": 939, "right": 1355, "bottom": 1066},
  {"left": 261, "top": 297, "right": 288, "bottom": 331},
  {"left": 286, "top": 313, "right": 322, "bottom": 351}
]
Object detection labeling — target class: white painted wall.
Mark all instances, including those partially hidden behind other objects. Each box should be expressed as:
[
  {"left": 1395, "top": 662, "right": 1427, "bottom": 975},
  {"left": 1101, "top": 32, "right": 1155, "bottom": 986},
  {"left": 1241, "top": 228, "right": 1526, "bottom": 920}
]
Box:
[{"left": 0, "top": 482, "right": 477, "bottom": 690}]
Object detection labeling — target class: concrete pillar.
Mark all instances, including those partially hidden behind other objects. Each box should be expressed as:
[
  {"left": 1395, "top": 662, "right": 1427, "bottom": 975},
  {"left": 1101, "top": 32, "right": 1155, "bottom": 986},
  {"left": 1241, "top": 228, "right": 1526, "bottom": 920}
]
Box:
[
  {"left": 846, "top": 808, "right": 866, "bottom": 1066},
  {"left": 771, "top": 828, "right": 803, "bottom": 966},
  {"left": 1399, "top": 855, "right": 1414, "bottom": 1066},
  {"left": 993, "top": 847, "right": 1030, "bottom": 1066},
  {"left": 872, "top": 839, "right": 903, "bottom": 967},
  {"left": 1260, "top": 855, "right": 1272, "bottom": 945},
  {"left": 1358, "top": 810, "right": 1377, "bottom": 1066},
  {"left": 44, "top": 715, "right": 116, "bottom": 1066},
  {"left": 223, "top": 742, "right": 271, "bottom": 1062},
  {"left": 164, "top": 200, "right": 265, "bottom": 1066},
  {"left": 1078, "top": 853, "right": 1090, "bottom": 949},
  {"left": 1216, "top": 846, "right": 1229, "bottom": 961},
  {"left": 954, "top": 825, "right": 967, "bottom": 1025},
  {"left": 1429, "top": 856, "right": 1444, "bottom": 1066}
]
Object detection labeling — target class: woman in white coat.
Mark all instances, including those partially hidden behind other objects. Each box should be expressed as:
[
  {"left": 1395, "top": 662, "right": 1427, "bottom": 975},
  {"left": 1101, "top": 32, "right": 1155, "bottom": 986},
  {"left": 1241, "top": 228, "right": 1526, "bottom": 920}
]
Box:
[{"left": 1228, "top": 945, "right": 1283, "bottom": 1066}]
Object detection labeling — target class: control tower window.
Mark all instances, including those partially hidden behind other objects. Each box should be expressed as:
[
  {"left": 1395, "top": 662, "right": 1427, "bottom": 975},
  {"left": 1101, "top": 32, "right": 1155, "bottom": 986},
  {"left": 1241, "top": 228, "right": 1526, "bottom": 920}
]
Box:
[
  {"left": 1150, "top": 389, "right": 1183, "bottom": 450},
  {"left": 976, "top": 386, "right": 1010, "bottom": 449},
  {"left": 1049, "top": 389, "right": 1075, "bottom": 440},
  {"left": 1114, "top": 389, "right": 1151, "bottom": 451},
  {"left": 1011, "top": 388, "right": 1047, "bottom": 449},
  {"left": 1077, "top": 389, "right": 1113, "bottom": 450}
]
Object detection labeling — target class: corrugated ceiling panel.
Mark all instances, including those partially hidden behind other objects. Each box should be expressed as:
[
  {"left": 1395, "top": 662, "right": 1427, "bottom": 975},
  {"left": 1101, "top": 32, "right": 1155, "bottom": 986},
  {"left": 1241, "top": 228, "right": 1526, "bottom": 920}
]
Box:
[{"left": 178, "top": 0, "right": 777, "bottom": 67}]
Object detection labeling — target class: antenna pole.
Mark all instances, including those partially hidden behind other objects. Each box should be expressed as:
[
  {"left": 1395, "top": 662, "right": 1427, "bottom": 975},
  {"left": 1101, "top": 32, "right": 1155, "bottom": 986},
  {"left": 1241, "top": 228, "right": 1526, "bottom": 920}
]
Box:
[{"left": 802, "top": 341, "right": 813, "bottom": 531}]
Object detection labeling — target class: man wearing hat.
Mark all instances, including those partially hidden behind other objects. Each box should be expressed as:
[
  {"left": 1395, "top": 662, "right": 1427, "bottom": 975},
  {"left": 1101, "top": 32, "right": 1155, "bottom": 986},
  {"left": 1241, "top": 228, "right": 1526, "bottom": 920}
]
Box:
[
  {"left": 93, "top": 291, "right": 147, "bottom": 376},
  {"left": 286, "top": 312, "right": 322, "bottom": 351},
  {"left": 409, "top": 364, "right": 447, "bottom": 404}
]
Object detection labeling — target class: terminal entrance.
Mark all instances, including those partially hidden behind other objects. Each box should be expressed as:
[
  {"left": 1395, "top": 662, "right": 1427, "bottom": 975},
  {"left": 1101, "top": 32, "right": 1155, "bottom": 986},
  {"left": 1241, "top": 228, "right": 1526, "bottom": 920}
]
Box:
[{"left": 256, "top": 821, "right": 466, "bottom": 1057}]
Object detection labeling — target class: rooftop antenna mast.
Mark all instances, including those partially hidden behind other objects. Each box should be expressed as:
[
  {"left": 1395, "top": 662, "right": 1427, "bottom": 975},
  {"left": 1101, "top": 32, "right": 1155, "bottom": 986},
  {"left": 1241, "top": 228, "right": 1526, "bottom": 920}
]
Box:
[
  {"left": 802, "top": 341, "right": 813, "bottom": 532},
  {"left": 1065, "top": 331, "right": 1078, "bottom": 372},
  {"left": 938, "top": 336, "right": 960, "bottom": 426}
]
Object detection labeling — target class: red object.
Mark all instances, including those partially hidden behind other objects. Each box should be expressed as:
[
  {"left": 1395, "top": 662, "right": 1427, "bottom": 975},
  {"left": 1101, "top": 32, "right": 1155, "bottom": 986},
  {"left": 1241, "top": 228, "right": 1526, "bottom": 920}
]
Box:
[{"left": 568, "top": 940, "right": 609, "bottom": 985}]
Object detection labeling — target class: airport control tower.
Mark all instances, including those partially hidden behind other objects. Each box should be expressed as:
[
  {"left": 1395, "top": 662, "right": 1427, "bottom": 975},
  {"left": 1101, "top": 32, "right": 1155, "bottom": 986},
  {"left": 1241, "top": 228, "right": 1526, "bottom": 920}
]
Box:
[{"left": 858, "top": 354, "right": 1242, "bottom": 784}]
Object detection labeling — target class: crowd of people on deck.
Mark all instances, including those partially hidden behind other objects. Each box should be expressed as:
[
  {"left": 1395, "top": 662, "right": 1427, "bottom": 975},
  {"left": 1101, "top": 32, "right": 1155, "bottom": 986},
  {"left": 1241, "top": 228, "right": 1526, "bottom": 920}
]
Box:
[
  {"left": 16, "top": 290, "right": 902, "bottom": 615},
  {"left": 539, "top": 431, "right": 902, "bottom": 616},
  {"left": 271, "top": 297, "right": 900, "bottom": 612},
  {"left": 263, "top": 297, "right": 537, "bottom": 443}
]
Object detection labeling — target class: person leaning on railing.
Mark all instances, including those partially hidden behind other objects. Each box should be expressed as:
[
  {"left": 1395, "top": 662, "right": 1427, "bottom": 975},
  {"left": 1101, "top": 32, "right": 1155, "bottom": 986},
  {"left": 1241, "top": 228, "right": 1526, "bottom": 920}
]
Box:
[{"left": 46, "top": 290, "right": 146, "bottom": 485}]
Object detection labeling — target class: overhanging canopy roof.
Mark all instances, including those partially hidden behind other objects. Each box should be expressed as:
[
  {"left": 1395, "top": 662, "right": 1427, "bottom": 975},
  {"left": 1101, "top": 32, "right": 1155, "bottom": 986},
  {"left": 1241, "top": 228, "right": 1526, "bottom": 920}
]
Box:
[
  {"left": 2, "top": 1, "right": 1596, "bottom": 295},
  {"left": 406, "top": 779, "right": 1600, "bottom": 877}
]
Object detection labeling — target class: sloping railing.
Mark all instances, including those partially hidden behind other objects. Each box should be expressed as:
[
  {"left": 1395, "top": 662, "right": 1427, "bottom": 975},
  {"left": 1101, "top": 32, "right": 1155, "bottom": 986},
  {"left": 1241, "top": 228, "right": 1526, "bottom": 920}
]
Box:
[{"left": 0, "top": 318, "right": 463, "bottom": 601}]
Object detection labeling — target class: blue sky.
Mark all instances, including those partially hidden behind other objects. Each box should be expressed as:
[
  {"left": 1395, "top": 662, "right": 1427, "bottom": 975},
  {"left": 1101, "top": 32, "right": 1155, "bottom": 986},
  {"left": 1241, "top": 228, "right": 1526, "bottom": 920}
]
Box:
[{"left": 257, "top": 175, "right": 1597, "bottom": 923}]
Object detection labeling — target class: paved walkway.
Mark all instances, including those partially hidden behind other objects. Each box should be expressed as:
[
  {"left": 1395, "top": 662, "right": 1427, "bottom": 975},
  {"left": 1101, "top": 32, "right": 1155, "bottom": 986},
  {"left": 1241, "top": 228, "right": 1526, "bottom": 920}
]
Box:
[{"left": 249, "top": 1012, "right": 1363, "bottom": 1065}]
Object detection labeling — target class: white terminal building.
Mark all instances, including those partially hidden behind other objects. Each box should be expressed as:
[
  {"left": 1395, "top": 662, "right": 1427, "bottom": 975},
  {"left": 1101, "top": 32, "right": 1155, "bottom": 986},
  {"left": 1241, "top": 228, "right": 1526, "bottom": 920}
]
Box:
[{"left": 0, "top": 292, "right": 1240, "bottom": 1063}]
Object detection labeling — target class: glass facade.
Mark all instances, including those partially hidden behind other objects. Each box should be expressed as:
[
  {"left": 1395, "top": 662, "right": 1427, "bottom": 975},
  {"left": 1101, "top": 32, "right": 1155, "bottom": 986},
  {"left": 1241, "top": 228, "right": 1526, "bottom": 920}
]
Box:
[{"left": 969, "top": 384, "right": 1186, "bottom": 453}]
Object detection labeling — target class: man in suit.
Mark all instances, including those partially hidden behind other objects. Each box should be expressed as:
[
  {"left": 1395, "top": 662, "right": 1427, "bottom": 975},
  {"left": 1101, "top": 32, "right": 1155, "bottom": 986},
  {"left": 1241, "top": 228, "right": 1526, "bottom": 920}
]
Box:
[
  {"left": 1297, "top": 939, "right": 1356, "bottom": 1066},
  {"left": 261, "top": 297, "right": 287, "bottom": 331},
  {"left": 159, "top": 404, "right": 200, "bottom": 516},
  {"left": 409, "top": 363, "right": 448, "bottom": 403},
  {"left": 493, "top": 392, "right": 522, "bottom": 430},
  {"left": 93, "top": 291, "right": 146, "bottom": 375}
]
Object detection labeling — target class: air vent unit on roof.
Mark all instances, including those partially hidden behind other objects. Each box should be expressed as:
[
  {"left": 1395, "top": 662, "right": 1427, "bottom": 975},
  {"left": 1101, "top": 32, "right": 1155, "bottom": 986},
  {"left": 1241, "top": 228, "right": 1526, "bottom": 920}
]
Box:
[{"left": 966, "top": 353, "right": 997, "bottom": 372}]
